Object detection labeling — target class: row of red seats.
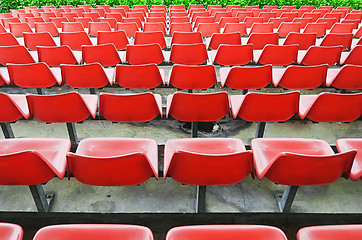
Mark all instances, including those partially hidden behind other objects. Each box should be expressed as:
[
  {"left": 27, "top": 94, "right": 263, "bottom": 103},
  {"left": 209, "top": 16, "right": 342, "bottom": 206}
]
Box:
[
  {"left": 1, "top": 62, "right": 361, "bottom": 90},
  {"left": 2, "top": 13, "right": 362, "bottom": 38},
  {"left": 3, "top": 222, "right": 362, "bottom": 240},
  {"left": 0, "top": 41, "right": 361, "bottom": 67},
  {"left": 0, "top": 137, "right": 360, "bottom": 212}
]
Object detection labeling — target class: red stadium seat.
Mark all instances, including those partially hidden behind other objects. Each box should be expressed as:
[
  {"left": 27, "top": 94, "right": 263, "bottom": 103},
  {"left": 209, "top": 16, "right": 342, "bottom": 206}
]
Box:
[
  {"left": 25, "top": 16, "right": 44, "bottom": 28},
  {"left": 320, "top": 33, "right": 353, "bottom": 51},
  {"left": 249, "top": 23, "right": 273, "bottom": 34},
  {"left": 196, "top": 22, "right": 220, "bottom": 37},
  {"left": 82, "top": 44, "right": 122, "bottom": 67},
  {"left": 168, "top": 64, "right": 217, "bottom": 89},
  {"left": 244, "top": 17, "right": 263, "bottom": 28},
  {"left": 61, "top": 63, "right": 113, "bottom": 89},
  {"left": 298, "top": 224, "right": 362, "bottom": 240},
  {"left": 272, "top": 64, "right": 328, "bottom": 89},
  {"left": 170, "top": 31, "right": 203, "bottom": 45},
  {"left": 220, "top": 64, "right": 272, "bottom": 89},
  {"left": 134, "top": 31, "right": 167, "bottom": 49},
  {"left": 0, "top": 223, "right": 23, "bottom": 240},
  {"left": 105, "top": 13, "right": 123, "bottom": 22},
  {"left": 236, "top": 11, "right": 253, "bottom": 21},
  {"left": 218, "top": 17, "right": 239, "bottom": 28},
  {"left": 247, "top": 32, "right": 279, "bottom": 50},
  {"left": 211, "top": 44, "right": 253, "bottom": 65},
  {"left": 33, "top": 224, "right": 153, "bottom": 240},
  {"left": 82, "top": 12, "right": 100, "bottom": 22},
  {"left": 115, "top": 63, "right": 165, "bottom": 89},
  {"left": 208, "top": 32, "right": 242, "bottom": 50},
  {"left": 292, "top": 17, "right": 313, "bottom": 29},
  {"left": 325, "top": 64, "right": 362, "bottom": 89},
  {"left": 126, "top": 43, "right": 164, "bottom": 65},
  {"left": 39, "top": 12, "right": 56, "bottom": 22},
  {"left": 259, "top": 12, "right": 277, "bottom": 22},
  {"left": 223, "top": 22, "right": 247, "bottom": 35},
  {"left": 61, "top": 22, "right": 85, "bottom": 32},
  {"left": 37, "top": 45, "right": 80, "bottom": 66},
  {"left": 303, "top": 22, "right": 327, "bottom": 37},
  {"left": 169, "top": 22, "right": 193, "bottom": 35},
  {"left": 170, "top": 43, "right": 208, "bottom": 65},
  {"left": 0, "top": 33, "right": 20, "bottom": 46},
  {"left": 280, "top": 12, "right": 298, "bottom": 21},
  {"left": 277, "top": 22, "right": 300, "bottom": 37},
  {"left": 166, "top": 225, "right": 288, "bottom": 240},
  {"left": 35, "top": 22, "right": 59, "bottom": 36},
  {"left": 268, "top": 17, "right": 289, "bottom": 29},
  {"left": 116, "top": 22, "right": 139, "bottom": 37},
  {"left": 251, "top": 138, "right": 356, "bottom": 212},
  {"left": 122, "top": 17, "right": 142, "bottom": 28},
  {"left": 337, "top": 139, "right": 362, "bottom": 181},
  {"left": 330, "top": 23, "right": 354, "bottom": 33},
  {"left": 316, "top": 18, "right": 338, "bottom": 30},
  {"left": 0, "top": 45, "right": 35, "bottom": 65},
  {"left": 23, "top": 32, "right": 57, "bottom": 51},
  {"left": 90, "top": 8, "right": 105, "bottom": 17},
  {"left": 67, "top": 138, "right": 158, "bottom": 186},
  {"left": 298, "top": 45, "right": 343, "bottom": 66},
  {"left": 50, "top": 17, "right": 68, "bottom": 28},
  {"left": 88, "top": 22, "right": 112, "bottom": 36},
  {"left": 255, "top": 44, "right": 298, "bottom": 66},
  {"left": 340, "top": 45, "right": 362, "bottom": 65},
  {"left": 97, "top": 30, "right": 129, "bottom": 50},
  {"left": 9, "top": 22, "right": 33, "bottom": 37},
  {"left": 143, "top": 22, "right": 166, "bottom": 35},
  {"left": 194, "top": 16, "right": 214, "bottom": 28},
  {"left": 60, "top": 31, "right": 92, "bottom": 50},
  {"left": 0, "top": 93, "right": 29, "bottom": 124},
  {"left": 283, "top": 32, "right": 316, "bottom": 50},
  {"left": 99, "top": 92, "right": 162, "bottom": 122},
  {"left": 299, "top": 92, "right": 362, "bottom": 122}
]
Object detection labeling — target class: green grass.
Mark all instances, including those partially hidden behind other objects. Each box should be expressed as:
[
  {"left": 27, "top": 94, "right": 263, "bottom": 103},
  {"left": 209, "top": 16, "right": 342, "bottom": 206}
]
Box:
[{"left": 1, "top": 0, "right": 361, "bottom": 13}]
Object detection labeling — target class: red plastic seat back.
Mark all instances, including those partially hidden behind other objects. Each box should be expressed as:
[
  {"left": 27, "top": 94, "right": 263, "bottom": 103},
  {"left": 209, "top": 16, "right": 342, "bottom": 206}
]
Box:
[
  {"left": 27, "top": 92, "right": 95, "bottom": 123},
  {"left": 166, "top": 225, "right": 288, "bottom": 240},
  {"left": 0, "top": 93, "right": 28, "bottom": 122},
  {"left": 61, "top": 63, "right": 110, "bottom": 88},
  {"left": 82, "top": 44, "right": 121, "bottom": 66},
  {"left": 223, "top": 65, "right": 272, "bottom": 89},
  {"left": 7, "top": 62, "right": 58, "bottom": 88},
  {"left": 99, "top": 92, "right": 161, "bottom": 122},
  {"left": 171, "top": 31, "right": 203, "bottom": 45},
  {"left": 301, "top": 93, "right": 362, "bottom": 122},
  {"left": 0, "top": 32, "right": 19, "bottom": 46},
  {"left": 223, "top": 22, "right": 247, "bottom": 35},
  {"left": 67, "top": 138, "right": 157, "bottom": 186},
  {"left": 115, "top": 63, "right": 163, "bottom": 89},
  {"left": 169, "top": 23, "right": 192, "bottom": 35},
  {"left": 320, "top": 33, "right": 353, "bottom": 51},
  {"left": 277, "top": 22, "right": 300, "bottom": 37},
  {"left": 88, "top": 22, "right": 112, "bottom": 36},
  {"left": 213, "top": 44, "right": 253, "bottom": 66},
  {"left": 258, "top": 44, "right": 298, "bottom": 66},
  {"left": 97, "top": 30, "right": 129, "bottom": 50},
  {"left": 303, "top": 22, "right": 327, "bottom": 37},
  {"left": 247, "top": 33, "right": 279, "bottom": 50},
  {"left": 143, "top": 22, "right": 166, "bottom": 35},
  {"left": 116, "top": 22, "right": 138, "bottom": 37},
  {"left": 37, "top": 45, "right": 78, "bottom": 66},
  {"left": 9, "top": 22, "right": 33, "bottom": 37},
  {"left": 0, "top": 45, "right": 34, "bottom": 65},
  {"left": 167, "top": 91, "right": 230, "bottom": 122},
  {"left": 208, "top": 32, "right": 241, "bottom": 50},
  {"left": 33, "top": 224, "right": 153, "bottom": 240},
  {"left": 329, "top": 64, "right": 362, "bottom": 89},
  {"left": 134, "top": 31, "right": 167, "bottom": 49},
  {"left": 169, "top": 64, "right": 216, "bottom": 89},
  {"left": 60, "top": 31, "right": 92, "bottom": 50},
  {"left": 342, "top": 45, "right": 362, "bottom": 65},
  {"left": 298, "top": 225, "right": 362, "bottom": 240},
  {"left": 0, "top": 223, "right": 23, "bottom": 240},
  {"left": 235, "top": 91, "right": 300, "bottom": 122},
  {"left": 23, "top": 32, "right": 56, "bottom": 51},
  {"left": 196, "top": 23, "right": 220, "bottom": 37},
  {"left": 35, "top": 22, "right": 59, "bottom": 36},
  {"left": 170, "top": 43, "right": 208, "bottom": 65},
  {"left": 283, "top": 32, "right": 316, "bottom": 50},
  {"left": 301, "top": 45, "right": 343, "bottom": 66},
  {"left": 165, "top": 138, "right": 253, "bottom": 185},
  {"left": 126, "top": 43, "right": 164, "bottom": 65}
]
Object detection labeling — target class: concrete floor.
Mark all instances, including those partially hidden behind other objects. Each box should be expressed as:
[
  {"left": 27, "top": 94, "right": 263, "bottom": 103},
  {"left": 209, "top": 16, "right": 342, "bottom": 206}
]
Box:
[{"left": 0, "top": 60, "right": 361, "bottom": 214}]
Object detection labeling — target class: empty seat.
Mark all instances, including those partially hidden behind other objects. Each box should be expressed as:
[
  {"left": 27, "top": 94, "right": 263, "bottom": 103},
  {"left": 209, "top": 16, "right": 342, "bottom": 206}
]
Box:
[
  {"left": 134, "top": 31, "right": 167, "bottom": 49},
  {"left": 298, "top": 224, "right": 362, "bottom": 240},
  {"left": 121, "top": 17, "right": 142, "bottom": 29},
  {"left": 105, "top": 13, "right": 123, "bottom": 22},
  {"left": 220, "top": 65, "right": 272, "bottom": 89},
  {"left": 62, "top": 22, "right": 85, "bottom": 32},
  {"left": 60, "top": 31, "right": 92, "bottom": 51},
  {"left": 115, "top": 63, "right": 164, "bottom": 89},
  {"left": 1, "top": 18, "right": 21, "bottom": 29},
  {"left": 330, "top": 23, "right": 354, "bottom": 33},
  {"left": 218, "top": 17, "right": 239, "bottom": 28},
  {"left": 23, "top": 32, "right": 57, "bottom": 51},
  {"left": 298, "top": 45, "right": 343, "bottom": 66},
  {"left": 50, "top": 17, "right": 69, "bottom": 28},
  {"left": 340, "top": 45, "right": 362, "bottom": 65},
  {"left": 0, "top": 33, "right": 20, "bottom": 46},
  {"left": 247, "top": 33, "right": 279, "bottom": 50},
  {"left": 0, "top": 45, "right": 35, "bottom": 66},
  {"left": 116, "top": 22, "right": 138, "bottom": 37},
  {"left": 299, "top": 92, "right": 362, "bottom": 122},
  {"left": 223, "top": 22, "right": 247, "bottom": 35},
  {"left": 99, "top": 92, "right": 162, "bottom": 122},
  {"left": 316, "top": 18, "right": 338, "bottom": 30},
  {"left": 97, "top": 30, "right": 129, "bottom": 50},
  {"left": 166, "top": 225, "right": 288, "bottom": 240},
  {"left": 268, "top": 17, "right": 289, "bottom": 29},
  {"left": 7, "top": 62, "right": 61, "bottom": 89},
  {"left": 244, "top": 17, "right": 263, "bottom": 28},
  {"left": 170, "top": 43, "right": 208, "bottom": 65},
  {"left": 88, "top": 22, "right": 112, "bottom": 36},
  {"left": 33, "top": 224, "right": 153, "bottom": 240},
  {"left": 283, "top": 32, "right": 316, "bottom": 50},
  {"left": 320, "top": 33, "right": 353, "bottom": 51},
  {"left": 259, "top": 12, "right": 277, "bottom": 22},
  {"left": 39, "top": 12, "right": 56, "bottom": 22},
  {"left": 272, "top": 64, "right": 328, "bottom": 89},
  {"left": 277, "top": 22, "right": 300, "bottom": 37},
  {"left": 303, "top": 22, "right": 327, "bottom": 37},
  {"left": 325, "top": 64, "right": 362, "bottom": 89},
  {"left": 196, "top": 23, "right": 220, "bottom": 37},
  {"left": 211, "top": 44, "right": 253, "bottom": 65},
  {"left": 9, "top": 22, "right": 33, "bottom": 37},
  {"left": 0, "top": 93, "right": 30, "bottom": 130},
  {"left": 255, "top": 44, "right": 298, "bottom": 66},
  {"left": 143, "top": 22, "right": 166, "bottom": 35},
  {"left": 67, "top": 138, "right": 158, "bottom": 186},
  {"left": 34, "top": 22, "right": 59, "bottom": 36},
  {"left": 337, "top": 139, "right": 362, "bottom": 181},
  {"left": 0, "top": 223, "right": 23, "bottom": 240},
  {"left": 82, "top": 44, "right": 122, "bottom": 67},
  {"left": 194, "top": 16, "right": 214, "bottom": 29},
  {"left": 292, "top": 17, "right": 313, "bottom": 29},
  {"left": 251, "top": 138, "right": 356, "bottom": 212},
  {"left": 61, "top": 63, "right": 113, "bottom": 89},
  {"left": 126, "top": 43, "right": 164, "bottom": 65},
  {"left": 169, "top": 64, "right": 217, "bottom": 89},
  {"left": 98, "top": 18, "right": 117, "bottom": 29},
  {"left": 170, "top": 31, "right": 203, "bottom": 45},
  {"left": 249, "top": 23, "right": 274, "bottom": 34},
  {"left": 164, "top": 138, "right": 253, "bottom": 212},
  {"left": 169, "top": 22, "right": 193, "bottom": 35},
  {"left": 208, "top": 32, "right": 242, "bottom": 50},
  {"left": 82, "top": 12, "right": 100, "bottom": 22},
  {"left": 167, "top": 91, "right": 230, "bottom": 122},
  {"left": 37, "top": 45, "right": 80, "bottom": 66}
]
